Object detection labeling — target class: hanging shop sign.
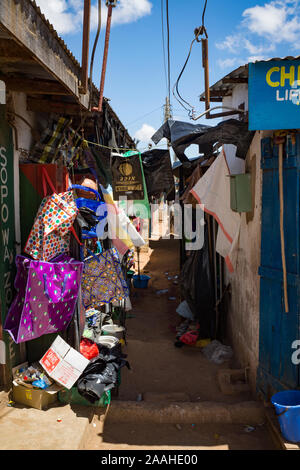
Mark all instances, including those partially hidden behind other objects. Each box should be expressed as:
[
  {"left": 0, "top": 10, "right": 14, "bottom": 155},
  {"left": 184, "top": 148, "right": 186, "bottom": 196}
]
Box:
[
  {"left": 249, "top": 60, "right": 300, "bottom": 130},
  {"left": 0, "top": 104, "right": 20, "bottom": 382},
  {"left": 111, "top": 152, "right": 145, "bottom": 200}
]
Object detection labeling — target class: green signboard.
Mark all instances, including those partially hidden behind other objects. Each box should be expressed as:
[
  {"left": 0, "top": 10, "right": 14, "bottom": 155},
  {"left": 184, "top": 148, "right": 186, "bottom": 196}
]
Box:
[{"left": 0, "top": 104, "right": 20, "bottom": 385}]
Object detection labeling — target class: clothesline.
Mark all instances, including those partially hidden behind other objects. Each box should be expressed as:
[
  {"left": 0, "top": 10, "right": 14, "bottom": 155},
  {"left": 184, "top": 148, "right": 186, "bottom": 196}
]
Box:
[{"left": 83, "top": 139, "right": 168, "bottom": 154}]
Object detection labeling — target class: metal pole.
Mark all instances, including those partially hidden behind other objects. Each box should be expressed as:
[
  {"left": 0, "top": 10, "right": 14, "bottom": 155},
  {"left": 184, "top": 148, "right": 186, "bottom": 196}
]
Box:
[
  {"left": 80, "top": 0, "right": 91, "bottom": 94},
  {"left": 92, "top": 4, "right": 113, "bottom": 112},
  {"left": 202, "top": 38, "right": 210, "bottom": 115}
]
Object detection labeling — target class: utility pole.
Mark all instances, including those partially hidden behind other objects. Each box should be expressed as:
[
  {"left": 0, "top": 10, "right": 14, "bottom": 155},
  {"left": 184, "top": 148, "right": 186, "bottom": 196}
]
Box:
[{"left": 164, "top": 96, "right": 172, "bottom": 122}]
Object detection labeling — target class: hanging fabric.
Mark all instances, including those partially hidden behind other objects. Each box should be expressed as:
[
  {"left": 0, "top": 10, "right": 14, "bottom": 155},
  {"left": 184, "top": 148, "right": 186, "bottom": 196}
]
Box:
[
  {"left": 81, "top": 248, "right": 129, "bottom": 309},
  {"left": 112, "top": 151, "right": 150, "bottom": 219},
  {"left": 4, "top": 254, "right": 84, "bottom": 344},
  {"left": 190, "top": 149, "right": 241, "bottom": 272},
  {"left": 69, "top": 184, "right": 107, "bottom": 239},
  {"left": 97, "top": 185, "right": 145, "bottom": 256},
  {"left": 24, "top": 167, "right": 80, "bottom": 261},
  {"left": 141, "top": 149, "right": 175, "bottom": 201}
]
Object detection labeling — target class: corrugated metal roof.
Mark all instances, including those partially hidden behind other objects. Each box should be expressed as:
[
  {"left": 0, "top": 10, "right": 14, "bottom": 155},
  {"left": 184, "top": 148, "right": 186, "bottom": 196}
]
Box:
[
  {"left": 26, "top": 0, "right": 134, "bottom": 145},
  {"left": 29, "top": 0, "right": 81, "bottom": 69},
  {"left": 199, "top": 55, "right": 300, "bottom": 101}
]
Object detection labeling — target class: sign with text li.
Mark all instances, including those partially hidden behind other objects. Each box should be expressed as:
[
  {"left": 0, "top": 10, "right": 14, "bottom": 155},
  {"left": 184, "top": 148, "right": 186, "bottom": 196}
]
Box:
[{"left": 249, "top": 60, "right": 300, "bottom": 130}]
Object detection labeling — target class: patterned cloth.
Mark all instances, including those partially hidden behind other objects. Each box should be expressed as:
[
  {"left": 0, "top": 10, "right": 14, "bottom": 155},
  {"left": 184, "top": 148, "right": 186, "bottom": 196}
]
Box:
[
  {"left": 30, "top": 117, "right": 84, "bottom": 165},
  {"left": 24, "top": 191, "right": 78, "bottom": 261},
  {"left": 81, "top": 248, "right": 129, "bottom": 309},
  {"left": 4, "top": 254, "right": 83, "bottom": 344}
]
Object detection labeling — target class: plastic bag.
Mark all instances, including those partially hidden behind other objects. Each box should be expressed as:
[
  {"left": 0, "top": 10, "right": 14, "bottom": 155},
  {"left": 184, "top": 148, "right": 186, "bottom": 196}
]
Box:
[
  {"left": 202, "top": 340, "right": 233, "bottom": 365},
  {"left": 80, "top": 338, "right": 99, "bottom": 360},
  {"left": 176, "top": 300, "right": 194, "bottom": 320}
]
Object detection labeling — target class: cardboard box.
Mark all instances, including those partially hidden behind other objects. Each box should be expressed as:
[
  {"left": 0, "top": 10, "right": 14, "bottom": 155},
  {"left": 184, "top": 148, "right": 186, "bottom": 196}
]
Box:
[
  {"left": 40, "top": 335, "right": 89, "bottom": 390},
  {"left": 12, "top": 381, "right": 61, "bottom": 410}
]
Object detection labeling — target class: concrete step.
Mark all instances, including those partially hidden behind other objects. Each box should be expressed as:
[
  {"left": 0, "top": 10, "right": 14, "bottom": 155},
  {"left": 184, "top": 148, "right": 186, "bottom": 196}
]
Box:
[
  {"left": 142, "top": 392, "right": 191, "bottom": 402},
  {"left": 106, "top": 400, "right": 266, "bottom": 425}
]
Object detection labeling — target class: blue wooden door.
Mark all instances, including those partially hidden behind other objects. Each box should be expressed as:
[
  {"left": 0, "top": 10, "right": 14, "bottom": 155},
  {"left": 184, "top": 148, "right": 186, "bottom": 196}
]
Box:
[{"left": 258, "top": 135, "right": 300, "bottom": 398}]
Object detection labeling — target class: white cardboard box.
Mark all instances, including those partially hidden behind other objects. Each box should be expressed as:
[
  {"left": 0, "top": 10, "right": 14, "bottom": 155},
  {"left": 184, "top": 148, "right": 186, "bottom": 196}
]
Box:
[{"left": 39, "top": 335, "right": 89, "bottom": 389}]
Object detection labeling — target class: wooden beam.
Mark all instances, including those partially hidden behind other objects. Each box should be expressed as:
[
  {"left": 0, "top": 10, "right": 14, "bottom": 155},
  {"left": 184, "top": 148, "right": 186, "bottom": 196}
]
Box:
[
  {"left": 1, "top": 75, "right": 70, "bottom": 95},
  {"left": 222, "top": 77, "right": 248, "bottom": 84},
  {"left": 27, "top": 97, "right": 84, "bottom": 115},
  {"left": 200, "top": 97, "right": 224, "bottom": 102},
  {"left": 0, "top": 0, "right": 89, "bottom": 108}
]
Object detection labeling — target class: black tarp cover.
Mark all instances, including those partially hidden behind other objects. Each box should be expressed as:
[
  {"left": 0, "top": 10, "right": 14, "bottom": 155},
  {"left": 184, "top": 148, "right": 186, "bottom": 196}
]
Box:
[
  {"left": 151, "top": 119, "right": 255, "bottom": 164},
  {"left": 141, "top": 149, "right": 175, "bottom": 201},
  {"left": 179, "top": 225, "right": 215, "bottom": 339}
]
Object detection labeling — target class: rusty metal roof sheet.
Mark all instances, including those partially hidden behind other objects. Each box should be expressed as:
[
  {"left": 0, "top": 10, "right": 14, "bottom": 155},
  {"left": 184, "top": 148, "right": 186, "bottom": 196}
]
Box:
[
  {"left": 3, "top": 0, "right": 133, "bottom": 144},
  {"left": 200, "top": 56, "right": 300, "bottom": 101}
]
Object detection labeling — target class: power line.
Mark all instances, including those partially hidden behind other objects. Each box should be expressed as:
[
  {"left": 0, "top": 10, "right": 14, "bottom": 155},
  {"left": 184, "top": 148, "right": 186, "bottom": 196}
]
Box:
[
  {"left": 160, "top": 0, "right": 168, "bottom": 95},
  {"left": 126, "top": 106, "right": 164, "bottom": 127},
  {"left": 172, "top": 0, "right": 209, "bottom": 118},
  {"left": 166, "top": 0, "right": 171, "bottom": 104}
]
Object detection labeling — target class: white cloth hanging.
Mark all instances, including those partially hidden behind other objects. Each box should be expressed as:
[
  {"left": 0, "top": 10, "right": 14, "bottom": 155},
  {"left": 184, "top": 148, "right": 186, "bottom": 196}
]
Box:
[{"left": 190, "top": 149, "right": 241, "bottom": 272}]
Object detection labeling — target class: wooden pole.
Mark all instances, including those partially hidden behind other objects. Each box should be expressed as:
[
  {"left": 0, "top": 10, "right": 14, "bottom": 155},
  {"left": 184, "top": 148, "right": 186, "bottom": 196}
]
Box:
[{"left": 278, "top": 142, "right": 289, "bottom": 313}]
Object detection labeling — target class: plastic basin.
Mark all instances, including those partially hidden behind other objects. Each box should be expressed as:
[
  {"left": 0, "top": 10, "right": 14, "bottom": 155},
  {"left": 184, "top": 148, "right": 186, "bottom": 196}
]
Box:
[
  {"left": 271, "top": 390, "right": 300, "bottom": 443},
  {"left": 133, "top": 274, "right": 151, "bottom": 289},
  {"left": 101, "top": 324, "right": 125, "bottom": 339}
]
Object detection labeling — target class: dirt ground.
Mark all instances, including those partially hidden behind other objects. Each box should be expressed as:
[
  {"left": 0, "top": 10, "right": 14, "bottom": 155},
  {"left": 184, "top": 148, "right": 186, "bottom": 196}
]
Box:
[
  {"left": 85, "top": 236, "right": 276, "bottom": 450},
  {"left": 118, "top": 237, "right": 252, "bottom": 403}
]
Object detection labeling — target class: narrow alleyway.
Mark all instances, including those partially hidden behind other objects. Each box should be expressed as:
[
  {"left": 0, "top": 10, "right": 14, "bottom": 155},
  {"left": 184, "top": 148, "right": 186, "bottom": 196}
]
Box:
[{"left": 83, "top": 237, "right": 276, "bottom": 450}]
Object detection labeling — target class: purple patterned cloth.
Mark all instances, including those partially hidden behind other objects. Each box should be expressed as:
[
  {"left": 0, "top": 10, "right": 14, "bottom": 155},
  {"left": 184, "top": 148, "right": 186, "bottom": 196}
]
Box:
[{"left": 4, "top": 254, "right": 84, "bottom": 344}]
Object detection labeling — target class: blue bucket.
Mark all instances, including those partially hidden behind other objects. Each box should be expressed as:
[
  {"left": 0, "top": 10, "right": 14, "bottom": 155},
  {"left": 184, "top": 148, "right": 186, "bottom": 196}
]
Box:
[
  {"left": 271, "top": 390, "right": 300, "bottom": 443},
  {"left": 133, "top": 275, "right": 151, "bottom": 289}
]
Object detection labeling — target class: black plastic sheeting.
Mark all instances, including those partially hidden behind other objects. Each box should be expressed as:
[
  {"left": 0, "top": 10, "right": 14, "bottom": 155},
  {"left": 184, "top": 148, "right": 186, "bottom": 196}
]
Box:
[
  {"left": 179, "top": 225, "right": 215, "bottom": 339},
  {"left": 151, "top": 119, "right": 255, "bottom": 164},
  {"left": 77, "top": 344, "right": 130, "bottom": 403},
  {"left": 141, "top": 149, "right": 175, "bottom": 201}
]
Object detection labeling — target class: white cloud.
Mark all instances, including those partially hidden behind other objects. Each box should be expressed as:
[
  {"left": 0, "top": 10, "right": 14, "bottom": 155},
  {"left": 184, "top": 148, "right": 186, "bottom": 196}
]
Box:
[
  {"left": 134, "top": 123, "right": 156, "bottom": 142},
  {"left": 35, "top": 0, "right": 82, "bottom": 34},
  {"left": 35, "top": 0, "right": 152, "bottom": 35},
  {"left": 216, "top": 34, "right": 242, "bottom": 53},
  {"left": 217, "top": 57, "right": 240, "bottom": 69},
  {"left": 216, "top": 0, "right": 300, "bottom": 69},
  {"left": 247, "top": 55, "right": 266, "bottom": 63},
  {"left": 91, "top": 0, "right": 152, "bottom": 29},
  {"left": 242, "top": 0, "right": 300, "bottom": 43}
]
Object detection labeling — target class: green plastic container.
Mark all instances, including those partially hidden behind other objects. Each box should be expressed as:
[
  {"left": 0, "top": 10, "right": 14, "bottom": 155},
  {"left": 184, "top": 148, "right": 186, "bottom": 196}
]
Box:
[
  {"left": 230, "top": 173, "right": 252, "bottom": 213},
  {"left": 58, "top": 387, "right": 111, "bottom": 407}
]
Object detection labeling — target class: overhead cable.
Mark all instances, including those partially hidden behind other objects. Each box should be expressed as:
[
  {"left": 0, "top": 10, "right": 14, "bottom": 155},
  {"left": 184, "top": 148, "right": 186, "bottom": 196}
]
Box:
[
  {"left": 172, "top": 0, "right": 209, "bottom": 118},
  {"left": 166, "top": 0, "right": 171, "bottom": 103},
  {"left": 160, "top": 0, "right": 168, "bottom": 95}
]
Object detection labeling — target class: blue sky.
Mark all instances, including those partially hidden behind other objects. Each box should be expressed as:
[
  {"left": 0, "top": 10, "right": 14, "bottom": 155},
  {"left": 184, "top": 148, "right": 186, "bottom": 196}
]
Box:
[{"left": 35, "top": 0, "right": 300, "bottom": 150}]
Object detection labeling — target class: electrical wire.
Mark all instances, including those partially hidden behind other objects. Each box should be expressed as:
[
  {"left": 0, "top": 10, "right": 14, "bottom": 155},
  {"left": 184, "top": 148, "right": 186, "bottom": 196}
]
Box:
[
  {"left": 166, "top": 0, "right": 171, "bottom": 103},
  {"left": 68, "top": 0, "right": 101, "bottom": 149},
  {"left": 172, "top": 0, "right": 209, "bottom": 117},
  {"left": 89, "top": 0, "right": 102, "bottom": 110},
  {"left": 126, "top": 105, "right": 164, "bottom": 127},
  {"left": 160, "top": 0, "right": 168, "bottom": 95},
  {"left": 202, "top": 0, "right": 208, "bottom": 30}
]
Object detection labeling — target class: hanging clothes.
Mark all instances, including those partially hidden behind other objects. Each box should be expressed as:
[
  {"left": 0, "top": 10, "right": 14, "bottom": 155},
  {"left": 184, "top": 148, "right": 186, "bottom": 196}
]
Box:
[
  {"left": 98, "top": 185, "right": 145, "bottom": 256},
  {"left": 81, "top": 248, "right": 129, "bottom": 309},
  {"left": 24, "top": 168, "right": 79, "bottom": 261},
  {"left": 190, "top": 150, "right": 241, "bottom": 273},
  {"left": 4, "top": 254, "right": 84, "bottom": 344},
  {"left": 181, "top": 164, "right": 203, "bottom": 205},
  {"left": 141, "top": 149, "right": 175, "bottom": 201}
]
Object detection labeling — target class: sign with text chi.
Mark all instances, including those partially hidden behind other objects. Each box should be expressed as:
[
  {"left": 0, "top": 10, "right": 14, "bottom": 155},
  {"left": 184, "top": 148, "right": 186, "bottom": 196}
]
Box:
[{"left": 249, "top": 60, "right": 300, "bottom": 130}]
